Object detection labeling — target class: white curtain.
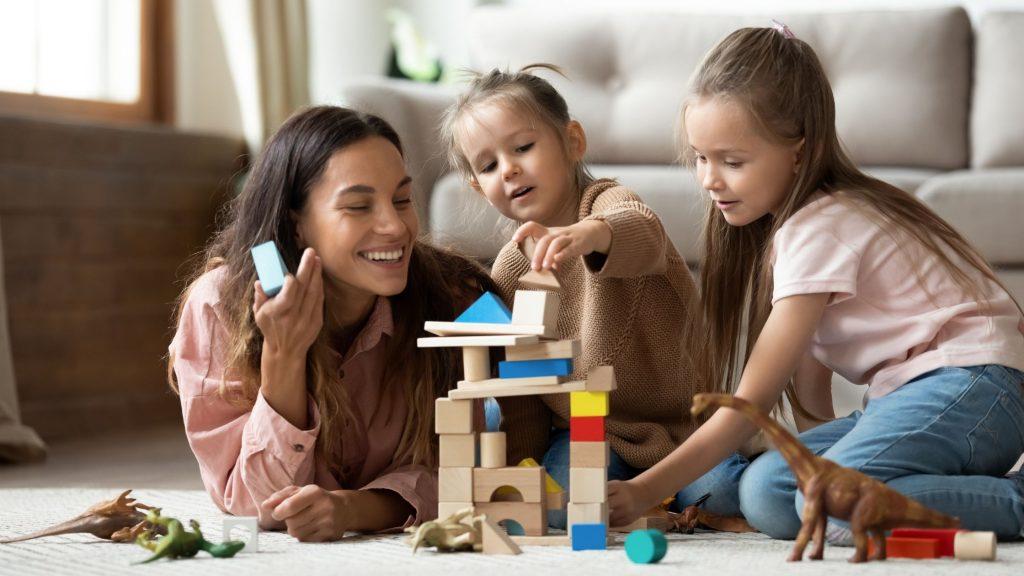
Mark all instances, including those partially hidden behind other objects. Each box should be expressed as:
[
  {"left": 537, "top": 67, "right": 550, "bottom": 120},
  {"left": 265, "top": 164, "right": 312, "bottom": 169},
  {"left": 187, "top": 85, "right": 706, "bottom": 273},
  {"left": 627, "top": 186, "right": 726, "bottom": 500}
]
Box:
[
  {"left": 0, "top": 221, "right": 46, "bottom": 463},
  {"left": 214, "top": 0, "right": 311, "bottom": 153}
]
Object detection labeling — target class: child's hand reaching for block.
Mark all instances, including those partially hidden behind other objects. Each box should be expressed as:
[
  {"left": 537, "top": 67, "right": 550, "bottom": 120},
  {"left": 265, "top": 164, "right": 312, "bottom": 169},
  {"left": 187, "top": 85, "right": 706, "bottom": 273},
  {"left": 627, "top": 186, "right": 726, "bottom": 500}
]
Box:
[{"left": 513, "top": 219, "right": 612, "bottom": 271}]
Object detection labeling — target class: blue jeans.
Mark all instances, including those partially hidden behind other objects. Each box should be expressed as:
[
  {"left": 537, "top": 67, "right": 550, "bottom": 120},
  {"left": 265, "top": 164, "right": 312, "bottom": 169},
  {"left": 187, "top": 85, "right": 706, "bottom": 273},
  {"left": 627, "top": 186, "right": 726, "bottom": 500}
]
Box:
[{"left": 739, "top": 365, "right": 1024, "bottom": 541}]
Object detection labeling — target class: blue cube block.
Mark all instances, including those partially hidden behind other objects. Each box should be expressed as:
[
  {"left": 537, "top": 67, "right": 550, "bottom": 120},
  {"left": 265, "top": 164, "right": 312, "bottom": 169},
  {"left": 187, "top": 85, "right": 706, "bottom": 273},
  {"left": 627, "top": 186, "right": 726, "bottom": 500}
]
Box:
[
  {"left": 571, "top": 523, "right": 607, "bottom": 551},
  {"left": 455, "top": 291, "right": 512, "bottom": 324},
  {"left": 498, "top": 358, "right": 573, "bottom": 379},
  {"left": 250, "top": 241, "right": 288, "bottom": 296}
]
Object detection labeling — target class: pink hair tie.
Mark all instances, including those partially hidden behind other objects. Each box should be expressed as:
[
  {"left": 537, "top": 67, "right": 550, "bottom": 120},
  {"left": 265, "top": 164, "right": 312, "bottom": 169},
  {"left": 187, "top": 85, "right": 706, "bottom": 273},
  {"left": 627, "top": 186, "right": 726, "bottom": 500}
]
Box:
[{"left": 771, "top": 19, "right": 796, "bottom": 39}]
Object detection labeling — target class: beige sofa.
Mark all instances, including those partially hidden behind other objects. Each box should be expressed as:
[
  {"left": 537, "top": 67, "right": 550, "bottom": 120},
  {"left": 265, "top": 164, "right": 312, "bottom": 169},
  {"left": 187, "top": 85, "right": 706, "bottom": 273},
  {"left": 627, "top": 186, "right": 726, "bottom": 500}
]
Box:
[{"left": 340, "top": 6, "right": 1024, "bottom": 304}]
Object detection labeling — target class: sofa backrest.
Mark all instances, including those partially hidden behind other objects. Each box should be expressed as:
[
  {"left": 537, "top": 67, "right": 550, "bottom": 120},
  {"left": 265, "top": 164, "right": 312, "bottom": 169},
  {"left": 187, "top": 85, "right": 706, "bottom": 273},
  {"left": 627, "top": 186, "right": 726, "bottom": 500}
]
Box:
[
  {"left": 467, "top": 6, "right": 971, "bottom": 170},
  {"left": 972, "top": 12, "right": 1024, "bottom": 168}
]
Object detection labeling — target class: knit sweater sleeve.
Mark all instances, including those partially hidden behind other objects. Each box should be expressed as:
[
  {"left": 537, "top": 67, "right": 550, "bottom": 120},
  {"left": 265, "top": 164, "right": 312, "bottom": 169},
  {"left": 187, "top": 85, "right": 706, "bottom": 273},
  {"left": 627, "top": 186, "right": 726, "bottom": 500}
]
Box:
[
  {"left": 490, "top": 240, "right": 553, "bottom": 464},
  {"left": 581, "top": 184, "right": 669, "bottom": 278}
]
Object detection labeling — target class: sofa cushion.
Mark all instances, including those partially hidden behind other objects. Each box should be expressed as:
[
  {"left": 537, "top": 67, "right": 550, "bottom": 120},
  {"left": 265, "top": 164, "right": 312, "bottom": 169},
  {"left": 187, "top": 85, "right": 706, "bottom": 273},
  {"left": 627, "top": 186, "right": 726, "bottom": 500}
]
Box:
[
  {"left": 429, "top": 166, "right": 939, "bottom": 264},
  {"left": 467, "top": 6, "right": 970, "bottom": 170},
  {"left": 916, "top": 170, "right": 1024, "bottom": 266},
  {"left": 971, "top": 12, "right": 1024, "bottom": 168}
]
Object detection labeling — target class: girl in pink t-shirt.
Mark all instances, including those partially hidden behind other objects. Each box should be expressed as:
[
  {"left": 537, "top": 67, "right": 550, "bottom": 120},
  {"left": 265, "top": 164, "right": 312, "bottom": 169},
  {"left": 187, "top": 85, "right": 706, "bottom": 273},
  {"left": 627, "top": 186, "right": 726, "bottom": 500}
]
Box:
[{"left": 608, "top": 24, "right": 1024, "bottom": 542}]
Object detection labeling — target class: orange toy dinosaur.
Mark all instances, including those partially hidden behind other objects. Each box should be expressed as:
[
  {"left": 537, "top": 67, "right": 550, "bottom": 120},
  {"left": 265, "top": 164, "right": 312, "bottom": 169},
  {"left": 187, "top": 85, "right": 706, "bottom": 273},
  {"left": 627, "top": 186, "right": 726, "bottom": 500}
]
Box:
[{"left": 691, "top": 394, "right": 960, "bottom": 563}]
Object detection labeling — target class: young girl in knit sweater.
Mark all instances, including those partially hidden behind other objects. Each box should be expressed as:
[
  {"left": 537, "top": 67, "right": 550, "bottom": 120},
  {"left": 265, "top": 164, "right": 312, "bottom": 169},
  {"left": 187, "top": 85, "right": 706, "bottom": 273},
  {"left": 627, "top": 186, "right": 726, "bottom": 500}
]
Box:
[
  {"left": 608, "top": 25, "right": 1024, "bottom": 542},
  {"left": 441, "top": 65, "right": 713, "bottom": 529}
]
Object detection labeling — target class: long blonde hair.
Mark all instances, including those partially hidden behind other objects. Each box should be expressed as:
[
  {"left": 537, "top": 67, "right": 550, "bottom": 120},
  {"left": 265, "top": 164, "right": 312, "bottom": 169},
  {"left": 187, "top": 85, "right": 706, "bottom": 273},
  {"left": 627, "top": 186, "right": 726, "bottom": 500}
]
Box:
[
  {"left": 682, "top": 27, "right": 1020, "bottom": 408},
  {"left": 440, "top": 63, "right": 594, "bottom": 203},
  {"left": 168, "top": 106, "right": 497, "bottom": 475}
]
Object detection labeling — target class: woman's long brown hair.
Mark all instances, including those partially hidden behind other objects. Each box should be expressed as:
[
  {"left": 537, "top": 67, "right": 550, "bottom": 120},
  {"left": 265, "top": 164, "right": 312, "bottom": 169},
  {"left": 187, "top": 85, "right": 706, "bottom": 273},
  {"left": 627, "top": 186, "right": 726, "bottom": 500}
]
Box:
[
  {"left": 681, "top": 28, "right": 1021, "bottom": 416},
  {"left": 168, "top": 105, "right": 497, "bottom": 475}
]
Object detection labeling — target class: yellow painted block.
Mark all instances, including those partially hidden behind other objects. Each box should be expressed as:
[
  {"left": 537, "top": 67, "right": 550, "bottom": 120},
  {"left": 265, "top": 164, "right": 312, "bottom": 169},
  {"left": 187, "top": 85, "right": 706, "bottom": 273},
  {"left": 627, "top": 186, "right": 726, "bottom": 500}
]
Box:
[
  {"left": 570, "top": 391, "right": 609, "bottom": 417},
  {"left": 517, "top": 457, "right": 564, "bottom": 494}
]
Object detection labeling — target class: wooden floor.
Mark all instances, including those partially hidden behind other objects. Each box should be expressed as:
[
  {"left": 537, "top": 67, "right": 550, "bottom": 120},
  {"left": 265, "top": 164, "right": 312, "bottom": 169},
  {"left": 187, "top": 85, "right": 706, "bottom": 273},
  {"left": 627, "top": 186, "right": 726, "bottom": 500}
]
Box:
[{"left": 0, "top": 425, "right": 203, "bottom": 489}]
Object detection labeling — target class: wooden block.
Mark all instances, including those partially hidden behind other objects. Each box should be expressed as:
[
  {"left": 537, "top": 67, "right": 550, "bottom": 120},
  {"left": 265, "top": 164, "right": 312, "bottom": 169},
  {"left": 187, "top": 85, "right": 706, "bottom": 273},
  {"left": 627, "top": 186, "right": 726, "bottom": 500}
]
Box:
[
  {"left": 475, "top": 501, "right": 547, "bottom": 537},
  {"left": 438, "top": 467, "right": 473, "bottom": 502},
  {"left": 455, "top": 291, "right": 512, "bottom": 324},
  {"left": 505, "top": 339, "right": 580, "bottom": 361},
  {"left": 480, "top": 516, "right": 522, "bottom": 555},
  {"left": 511, "top": 290, "right": 559, "bottom": 328},
  {"left": 570, "top": 391, "right": 609, "bottom": 417},
  {"left": 569, "top": 416, "right": 605, "bottom": 442},
  {"left": 570, "top": 441, "right": 610, "bottom": 468},
  {"left": 516, "top": 457, "right": 565, "bottom": 494},
  {"left": 571, "top": 523, "right": 607, "bottom": 551},
  {"left": 876, "top": 537, "right": 941, "bottom": 559},
  {"left": 954, "top": 531, "right": 996, "bottom": 561},
  {"left": 480, "top": 432, "right": 507, "bottom": 469},
  {"left": 424, "top": 321, "right": 555, "bottom": 339},
  {"left": 510, "top": 535, "right": 570, "bottom": 547},
  {"left": 612, "top": 514, "right": 673, "bottom": 533},
  {"left": 546, "top": 489, "right": 567, "bottom": 510},
  {"left": 448, "top": 380, "right": 586, "bottom": 400},
  {"left": 458, "top": 375, "right": 567, "bottom": 389},
  {"left": 499, "top": 358, "right": 573, "bottom": 379},
  {"left": 462, "top": 346, "right": 490, "bottom": 382},
  {"left": 250, "top": 241, "right": 288, "bottom": 296},
  {"left": 436, "top": 502, "right": 474, "bottom": 521},
  {"left": 419, "top": 335, "right": 540, "bottom": 348},
  {"left": 569, "top": 467, "right": 608, "bottom": 503},
  {"left": 568, "top": 502, "right": 608, "bottom": 526},
  {"left": 439, "top": 433, "right": 476, "bottom": 468},
  {"left": 585, "top": 365, "right": 617, "bottom": 392},
  {"left": 434, "top": 398, "right": 474, "bottom": 435},
  {"left": 891, "top": 528, "right": 961, "bottom": 557},
  {"left": 519, "top": 269, "right": 561, "bottom": 291},
  {"left": 474, "top": 467, "right": 544, "bottom": 503}
]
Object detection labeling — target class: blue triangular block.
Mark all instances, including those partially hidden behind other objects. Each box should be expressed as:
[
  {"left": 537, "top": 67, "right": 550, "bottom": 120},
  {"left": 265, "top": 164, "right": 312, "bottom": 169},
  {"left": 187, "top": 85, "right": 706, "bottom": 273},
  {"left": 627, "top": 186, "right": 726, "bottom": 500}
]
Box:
[{"left": 455, "top": 291, "right": 512, "bottom": 324}]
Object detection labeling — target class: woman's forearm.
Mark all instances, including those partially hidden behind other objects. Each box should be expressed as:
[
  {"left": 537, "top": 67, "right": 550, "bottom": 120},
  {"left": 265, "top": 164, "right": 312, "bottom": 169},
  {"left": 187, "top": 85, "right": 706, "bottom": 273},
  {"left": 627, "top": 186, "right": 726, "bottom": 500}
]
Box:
[
  {"left": 347, "top": 489, "right": 415, "bottom": 533},
  {"left": 260, "top": 345, "right": 309, "bottom": 429}
]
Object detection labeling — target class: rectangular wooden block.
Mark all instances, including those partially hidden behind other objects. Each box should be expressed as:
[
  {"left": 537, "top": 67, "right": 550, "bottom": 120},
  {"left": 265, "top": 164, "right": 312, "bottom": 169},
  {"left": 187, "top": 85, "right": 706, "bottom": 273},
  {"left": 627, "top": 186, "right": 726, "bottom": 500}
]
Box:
[
  {"left": 424, "top": 321, "right": 555, "bottom": 339},
  {"left": 571, "top": 523, "right": 607, "bottom": 551},
  {"left": 474, "top": 467, "right": 544, "bottom": 503},
  {"left": 498, "top": 358, "right": 573, "bottom": 379},
  {"left": 585, "top": 365, "right": 617, "bottom": 392},
  {"left": 570, "top": 391, "right": 609, "bottom": 417},
  {"left": 546, "top": 489, "right": 567, "bottom": 511},
  {"left": 569, "top": 416, "right": 605, "bottom": 442},
  {"left": 448, "top": 380, "right": 586, "bottom": 400},
  {"left": 439, "top": 467, "right": 474, "bottom": 502},
  {"left": 510, "top": 535, "right": 570, "bottom": 547},
  {"left": 457, "top": 375, "right": 567, "bottom": 389},
  {"left": 511, "top": 290, "right": 559, "bottom": 328},
  {"left": 436, "top": 501, "right": 474, "bottom": 522},
  {"left": 475, "top": 501, "right": 547, "bottom": 537},
  {"left": 569, "top": 467, "right": 608, "bottom": 503},
  {"left": 419, "top": 335, "right": 540, "bottom": 348},
  {"left": 505, "top": 339, "right": 580, "bottom": 361},
  {"left": 611, "top": 514, "right": 673, "bottom": 533},
  {"left": 890, "top": 528, "right": 961, "bottom": 557},
  {"left": 882, "top": 537, "right": 941, "bottom": 559},
  {"left": 439, "top": 433, "right": 476, "bottom": 468},
  {"left": 570, "top": 441, "right": 610, "bottom": 468},
  {"left": 568, "top": 502, "right": 608, "bottom": 526},
  {"left": 434, "top": 398, "right": 474, "bottom": 434}
]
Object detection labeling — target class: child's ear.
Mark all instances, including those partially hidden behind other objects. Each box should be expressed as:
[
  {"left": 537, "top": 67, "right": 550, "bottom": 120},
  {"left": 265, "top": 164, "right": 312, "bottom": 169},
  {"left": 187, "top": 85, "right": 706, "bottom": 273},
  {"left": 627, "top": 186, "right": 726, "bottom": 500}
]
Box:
[
  {"left": 467, "top": 176, "right": 483, "bottom": 194},
  {"left": 567, "top": 120, "right": 587, "bottom": 161},
  {"left": 793, "top": 138, "right": 806, "bottom": 173}
]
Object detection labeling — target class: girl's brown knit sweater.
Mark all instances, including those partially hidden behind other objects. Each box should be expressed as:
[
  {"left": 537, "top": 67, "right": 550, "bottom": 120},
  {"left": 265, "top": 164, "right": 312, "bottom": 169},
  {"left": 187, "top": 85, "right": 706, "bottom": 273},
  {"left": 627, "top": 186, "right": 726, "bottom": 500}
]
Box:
[{"left": 491, "top": 178, "right": 709, "bottom": 469}]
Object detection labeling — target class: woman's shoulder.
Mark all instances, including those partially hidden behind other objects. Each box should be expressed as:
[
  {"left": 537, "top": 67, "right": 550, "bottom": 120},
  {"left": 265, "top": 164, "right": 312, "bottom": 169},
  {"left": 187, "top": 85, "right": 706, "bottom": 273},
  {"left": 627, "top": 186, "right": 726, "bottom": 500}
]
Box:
[{"left": 185, "top": 265, "right": 231, "bottom": 310}]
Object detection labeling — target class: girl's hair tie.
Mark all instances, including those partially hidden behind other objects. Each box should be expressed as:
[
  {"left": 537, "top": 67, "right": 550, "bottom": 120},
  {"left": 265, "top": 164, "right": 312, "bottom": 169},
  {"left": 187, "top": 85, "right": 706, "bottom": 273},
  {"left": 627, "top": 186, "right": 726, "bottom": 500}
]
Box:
[{"left": 771, "top": 19, "right": 796, "bottom": 39}]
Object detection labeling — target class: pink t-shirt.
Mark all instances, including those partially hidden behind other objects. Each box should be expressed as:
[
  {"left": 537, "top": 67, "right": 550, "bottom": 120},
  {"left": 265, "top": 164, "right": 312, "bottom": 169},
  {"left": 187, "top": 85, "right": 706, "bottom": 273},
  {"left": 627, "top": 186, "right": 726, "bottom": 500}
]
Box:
[
  {"left": 772, "top": 193, "right": 1024, "bottom": 398},
  {"left": 170, "top": 266, "right": 455, "bottom": 530}
]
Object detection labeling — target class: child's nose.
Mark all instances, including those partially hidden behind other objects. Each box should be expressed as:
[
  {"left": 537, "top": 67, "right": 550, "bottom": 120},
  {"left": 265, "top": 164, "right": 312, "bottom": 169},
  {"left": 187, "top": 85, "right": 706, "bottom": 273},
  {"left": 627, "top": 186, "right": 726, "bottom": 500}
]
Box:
[
  {"left": 502, "top": 161, "right": 521, "bottom": 181},
  {"left": 702, "top": 167, "right": 724, "bottom": 191}
]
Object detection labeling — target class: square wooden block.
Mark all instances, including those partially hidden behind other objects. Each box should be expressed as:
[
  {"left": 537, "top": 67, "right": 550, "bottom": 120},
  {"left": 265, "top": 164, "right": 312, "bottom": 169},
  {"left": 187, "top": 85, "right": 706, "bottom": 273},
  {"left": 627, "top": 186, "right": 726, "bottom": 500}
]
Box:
[
  {"left": 569, "top": 467, "right": 608, "bottom": 503},
  {"left": 570, "top": 441, "right": 610, "bottom": 468},
  {"left": 568, "top": 502, "right": 608, "bottom": 526},
  {"left": 570, "top": 391, "right": 609, "bottom": 417},
  {"left": 569, "top": 416, "right": 605, "bottom": 442},
  {"left": 437, "top": 501, "right": 474, "bottom": 522},
  {"left": 435, "top": 398, "right": 474, "bottom": 434},
  {"left": 439, "top": 467, "right": 474, "bottom": 502},
  {"left": 512, "top": 290, "right": 560, "bottom": 329},
  {"left": 585, "top": 365, "right": 617, "bottom": 392},
  {"left": 439, "top": 433, "right": 476, "bottom": 468}
]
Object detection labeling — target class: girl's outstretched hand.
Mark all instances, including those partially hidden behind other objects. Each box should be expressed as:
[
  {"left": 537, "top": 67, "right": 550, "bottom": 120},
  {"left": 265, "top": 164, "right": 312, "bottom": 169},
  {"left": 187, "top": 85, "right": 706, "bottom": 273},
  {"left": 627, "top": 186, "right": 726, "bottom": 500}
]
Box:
[
  {"left": 607, "top": 479, "right": 655, "bottom": 528},
  {"left": 513, "top": 220, "right": 612, "bottom": 271},
  {"left": 253, "top": 247, "right": 324, "bottom": 358}
]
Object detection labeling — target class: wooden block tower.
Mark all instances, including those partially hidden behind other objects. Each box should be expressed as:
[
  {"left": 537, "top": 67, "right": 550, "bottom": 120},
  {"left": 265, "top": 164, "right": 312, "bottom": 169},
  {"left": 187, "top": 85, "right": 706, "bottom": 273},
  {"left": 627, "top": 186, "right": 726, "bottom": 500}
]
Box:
[{"left": 419, "top": 266, "right": 616, "bottom": 549}]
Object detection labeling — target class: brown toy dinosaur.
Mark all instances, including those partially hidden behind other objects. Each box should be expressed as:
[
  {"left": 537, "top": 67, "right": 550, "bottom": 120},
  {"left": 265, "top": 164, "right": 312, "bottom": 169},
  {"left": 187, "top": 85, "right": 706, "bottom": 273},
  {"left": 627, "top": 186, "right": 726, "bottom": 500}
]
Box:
[
  {"left": 691, "top": 394, "right": 960, "bottom": 563},
  {"left": 0, "top": 489, "right": 157, "bottom": 544}
]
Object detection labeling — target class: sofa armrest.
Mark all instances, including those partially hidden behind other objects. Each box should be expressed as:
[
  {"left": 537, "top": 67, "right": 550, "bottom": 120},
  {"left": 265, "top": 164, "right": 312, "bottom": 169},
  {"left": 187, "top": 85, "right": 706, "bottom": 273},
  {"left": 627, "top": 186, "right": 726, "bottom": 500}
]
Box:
[{"left": 336, "top": 78, "right": 457, "bottom": 225}]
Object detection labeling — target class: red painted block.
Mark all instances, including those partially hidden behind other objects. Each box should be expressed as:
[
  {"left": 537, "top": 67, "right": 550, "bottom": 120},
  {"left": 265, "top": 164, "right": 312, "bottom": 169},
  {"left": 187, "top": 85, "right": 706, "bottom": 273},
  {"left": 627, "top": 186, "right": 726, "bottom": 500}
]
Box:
[
  {"left": 570, "top": 416, "right": 604, "bottom": 441},
  {"left": 891, "top": 528, "right": 961, "bottom": 557},
  {"left": 870, "top": 537, "right": 940, "bottom": 559}
]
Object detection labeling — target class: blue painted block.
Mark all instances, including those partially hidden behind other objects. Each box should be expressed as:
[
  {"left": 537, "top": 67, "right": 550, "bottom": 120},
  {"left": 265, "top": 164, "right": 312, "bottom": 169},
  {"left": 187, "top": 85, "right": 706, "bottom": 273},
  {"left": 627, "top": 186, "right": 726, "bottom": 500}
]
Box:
[
  {"left": 571, "top": 523, "right": 607, "bottom": 551},
  {"left": 250, "top": 241, "right": 288, "bottom": 296},
  {"left": 499, "top": 358, "right": 573, "bottom": 379},
  {"left": 455, "top": 291, "right": 512, "bottom": 324}
]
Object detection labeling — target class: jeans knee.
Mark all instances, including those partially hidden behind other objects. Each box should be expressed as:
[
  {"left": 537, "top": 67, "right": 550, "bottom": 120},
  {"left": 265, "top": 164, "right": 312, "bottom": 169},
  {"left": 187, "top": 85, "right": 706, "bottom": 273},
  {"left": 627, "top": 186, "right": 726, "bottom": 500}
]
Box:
[{"left": 739, "top": 452, "right": 801, "bottom": 539}]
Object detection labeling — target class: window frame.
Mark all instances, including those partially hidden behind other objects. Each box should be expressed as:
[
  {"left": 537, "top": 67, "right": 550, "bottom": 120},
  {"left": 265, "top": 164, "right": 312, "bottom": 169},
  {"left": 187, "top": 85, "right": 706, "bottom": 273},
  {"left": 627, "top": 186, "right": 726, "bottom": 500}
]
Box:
[{"left": 0, "top": 0, "right": 174, "bottom": 125}]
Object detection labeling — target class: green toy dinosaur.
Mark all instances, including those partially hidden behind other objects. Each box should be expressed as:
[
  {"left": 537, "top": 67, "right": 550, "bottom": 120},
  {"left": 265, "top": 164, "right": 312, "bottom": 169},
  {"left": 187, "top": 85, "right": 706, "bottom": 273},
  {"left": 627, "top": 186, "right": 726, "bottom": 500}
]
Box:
[{"left": 135, "top": 508, "right": 246, "bottom": 563}]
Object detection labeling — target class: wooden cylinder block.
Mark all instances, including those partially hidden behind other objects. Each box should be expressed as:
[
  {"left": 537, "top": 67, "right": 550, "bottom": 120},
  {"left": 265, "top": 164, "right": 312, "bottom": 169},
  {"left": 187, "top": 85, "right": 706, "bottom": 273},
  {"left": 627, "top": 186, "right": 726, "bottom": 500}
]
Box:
[
  {"left": 954, "top": 531, "right": 996, "bottom": 561},
  {"left": 462, "top": 346, "right": 490, "bottom": 382},
  {"left": 480, "top": 431, "right": 507, "bottom": 468}
]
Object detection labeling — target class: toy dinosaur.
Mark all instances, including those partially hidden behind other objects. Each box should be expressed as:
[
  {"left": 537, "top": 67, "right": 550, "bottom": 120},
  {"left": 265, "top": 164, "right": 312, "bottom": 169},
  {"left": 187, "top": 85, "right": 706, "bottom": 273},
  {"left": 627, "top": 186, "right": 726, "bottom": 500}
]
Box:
[
  {"left": 407, "top": 507, "right": 483, "bottom": 553},
  {"left": 691, "top": 393, "right": 959, "bottom": 563},
  {"left": 0, "top": 489, "right": 157, "bottom": 544},
  {"left": 135, "top": 508, "right": 245, "bottom": 563},
  {"left": 671, "top": 493, "right": 755, "bottom": 534}
]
